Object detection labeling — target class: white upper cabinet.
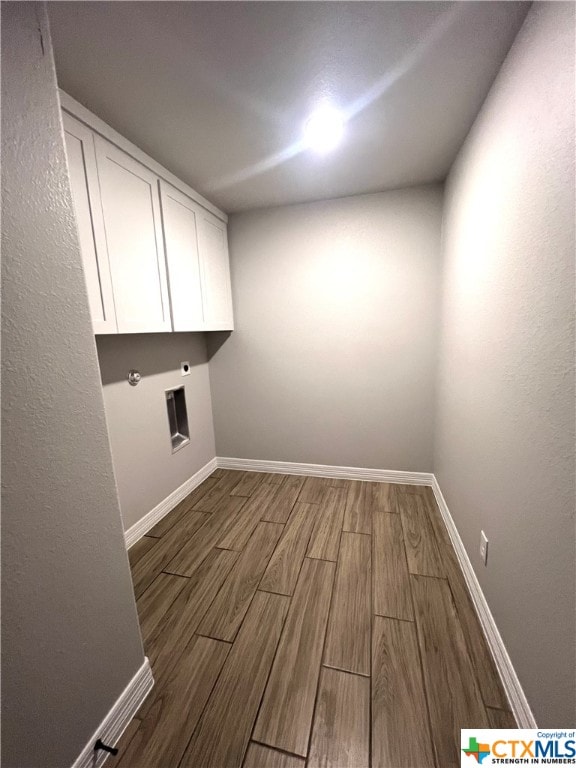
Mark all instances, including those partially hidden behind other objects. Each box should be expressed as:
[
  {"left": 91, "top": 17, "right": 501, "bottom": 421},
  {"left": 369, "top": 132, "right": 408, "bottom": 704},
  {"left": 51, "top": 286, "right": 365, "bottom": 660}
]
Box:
[
  {"left": 62, "top": 113, "right": 117, "bottom": 333},
  {"left": 61, "top": 92, "right": 233, "bottom": 335},
  {"left": 160, "top": 181, "right": 234, "bottom": 332},
  {"left": 197, "top": 209, "right": 234, "bottom": 330},
  {"left": 159, "top": 182, "right": 205, "bottom": 331},
  {"left": 94, "top": 136, "right": 172, "bottom": 333}
]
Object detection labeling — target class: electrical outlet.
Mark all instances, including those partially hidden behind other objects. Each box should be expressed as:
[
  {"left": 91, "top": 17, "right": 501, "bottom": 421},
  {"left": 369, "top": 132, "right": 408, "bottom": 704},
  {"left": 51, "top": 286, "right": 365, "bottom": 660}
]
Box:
[
  {"left": 480, "top": 530, "right": 489, "bottom": 566},
  {"left": 180, "top": 361, "right": 191, "bottom": 376}
]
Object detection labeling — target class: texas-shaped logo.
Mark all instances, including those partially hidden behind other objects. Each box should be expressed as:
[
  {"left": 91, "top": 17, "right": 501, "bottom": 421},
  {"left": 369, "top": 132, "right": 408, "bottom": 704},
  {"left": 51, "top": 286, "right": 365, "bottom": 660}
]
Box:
[{"left": 463, "top": 736, "right": 491, "bottom": 764}]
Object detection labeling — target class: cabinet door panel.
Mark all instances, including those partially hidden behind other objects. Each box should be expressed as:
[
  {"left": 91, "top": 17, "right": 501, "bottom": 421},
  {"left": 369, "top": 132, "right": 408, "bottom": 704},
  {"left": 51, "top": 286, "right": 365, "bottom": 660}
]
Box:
[
  {"left": 198, "top": 211, "right": 234, "bottom": 330},
  {"left": 159, "top": 181, "right": 204, "bottom": 331},
  {"left": 62, "top": 113, "right": 117, "bottom": 333},
  {"left": 94, "top": 137, "right": 171, "bottom": 333}
]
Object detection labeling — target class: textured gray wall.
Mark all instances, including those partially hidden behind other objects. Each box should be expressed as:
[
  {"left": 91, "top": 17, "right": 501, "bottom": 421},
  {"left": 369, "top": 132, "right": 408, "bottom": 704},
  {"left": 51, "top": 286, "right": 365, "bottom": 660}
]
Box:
[
  {"left": 208, "top": 187, "right": 443, "bottom": 471},
  {"left": 97, "top": 333, "right": 216, "bottom": 533},
  {"left": 434, "top": 2, "right": 575, "bottom": 725},
  {"left": 1, "top": 5, "right": 146, "bottom": 766}
]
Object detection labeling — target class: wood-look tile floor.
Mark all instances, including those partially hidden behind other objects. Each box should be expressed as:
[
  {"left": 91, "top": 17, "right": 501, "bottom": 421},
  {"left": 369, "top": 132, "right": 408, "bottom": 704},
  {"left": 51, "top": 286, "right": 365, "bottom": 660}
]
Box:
[{"left": 114, "top": 470, "right": 516, "bottom": 768}]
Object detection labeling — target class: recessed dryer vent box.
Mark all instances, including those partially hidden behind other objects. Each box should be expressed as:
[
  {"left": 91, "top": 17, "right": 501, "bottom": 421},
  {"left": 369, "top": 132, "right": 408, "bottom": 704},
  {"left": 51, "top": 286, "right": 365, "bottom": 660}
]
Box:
[{"left": 166, "top": 386, "right": 189, "bottom": 452}]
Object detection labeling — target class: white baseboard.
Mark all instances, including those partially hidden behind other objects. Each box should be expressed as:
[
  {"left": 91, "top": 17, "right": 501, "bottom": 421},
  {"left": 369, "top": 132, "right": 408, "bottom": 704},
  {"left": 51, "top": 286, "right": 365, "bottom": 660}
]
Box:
[
  {"left": 71, "top": 657, "right": 154, "bottom": 768},
  {"left": 124, "top": 457, "right": 218, "bottom": 548},
  {"left": 217, "top": 456, "right": 434, "bottom": 486},
  {"left": 430, "top": 477, "right": 537, "bottom": 728}
]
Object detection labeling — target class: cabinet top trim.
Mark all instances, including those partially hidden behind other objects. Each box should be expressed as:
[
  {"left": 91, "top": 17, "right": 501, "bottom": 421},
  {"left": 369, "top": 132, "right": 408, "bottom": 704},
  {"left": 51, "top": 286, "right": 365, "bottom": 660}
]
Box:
[{"left": 59, "top": 89, "right": 228, "bottom": 224}]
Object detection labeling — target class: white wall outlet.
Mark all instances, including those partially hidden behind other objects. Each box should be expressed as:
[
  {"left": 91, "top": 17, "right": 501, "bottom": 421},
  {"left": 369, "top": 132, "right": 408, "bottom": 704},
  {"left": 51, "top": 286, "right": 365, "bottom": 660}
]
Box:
[
  {"left": 180, "top": 361, "right": 191, "bottom": 376},
  {"left": 480, "top": 530, "right": 489, "bottom": 566}
]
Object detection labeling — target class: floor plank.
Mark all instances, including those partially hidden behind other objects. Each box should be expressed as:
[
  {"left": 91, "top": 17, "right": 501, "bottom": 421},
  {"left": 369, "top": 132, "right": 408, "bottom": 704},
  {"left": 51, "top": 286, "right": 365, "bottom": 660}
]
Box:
[
  {"left": 164, "top": 494, "right": 247, "bottom": 576},
  {"left": 144, "top": 548, "right": 238, "bottom": 677},
  {"left": 146, "top": 476, "right": 218, "bottom": 537},
  {"left": 446, "top": 561, "right": 508, "bottom": 709},
  {"left": 306, "top": 487, "right": 346, "bottom": 562},
  {"left": 343, "top": 481, "right": 372, "bottom": 534},
  {"left": 370, "top": 481, "right": 395, "bottom": 513},
  {"left": 254, "top": 558, "right": 335, "bottom": 757},
  {"left": 244, "top": 743, "right": 304, "bottom": 768},
  {"left": 422, "top": 487, "right": 509, "bottom": 709},
  {"left": 127, "top": 535, "right": 157, "bottom": 568},
  {"left": 396, "top": 484, "right": 427, "bottom": 495},
  {"left": 324, "top": 532, "right": 371, "bottom": 676},
  {"left": 260, "top": 503, "right": 317, "bottom": 595},
  {"left": 308, "top": 667, "right": 370, "bottom": 768},
  {"left": 180, "top": 591, "right": 290, "bottom": 768},
  {"left": 263, "top": 472, "right": 286, "bottom": 486},
  {"left": 398, "top": 492, "right": 444, "bottom": 577},
  {"left": 487, "top": 707, "right": 517, "bottom": 728},
  {"left": 113, "top": 717, "right": 141, "bottom": 758},
  {"left": 131, "top": 510, "right": 208, "bottom": 599},
  {"left": 298, "top": 476, "right": 327, "bottom": 504},
  {"left": 411, "top": 574, "right": 489, "bottom": 767},
  {"left": 231, "top": 471, "right": 267, "bottom": 497},
  {"left": 373, "top": 512, "right": 414, "bottom": 621},
  {"left": 135, "top": 572, "right": 188, "bottom": 644},
  {"left": 324, "top": 477, "right": 349, "bottom": 488},
  {"left": 217, "top": 482, "right": 280, "bottom": 550},
  {"left": 197, "top": 521, "right": 284, "bottom": 641},
  {"left": 116, "top": 636, "right": 229, "bottom": 768},
  {"left": 372, "top": 615, "right": 435, "bottom": 768},
  {"left": 261, "top": 475, "right": 305, "bottom": 524},
  {"left": 192, "top": 470, "right": 246, "bottom": 512}
]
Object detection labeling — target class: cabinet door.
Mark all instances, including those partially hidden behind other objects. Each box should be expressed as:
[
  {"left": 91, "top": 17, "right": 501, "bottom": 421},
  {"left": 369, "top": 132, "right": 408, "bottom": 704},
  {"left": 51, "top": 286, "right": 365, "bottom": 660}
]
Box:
[
  {"left": 94, "top": 136, "right": 171, "bottom": 333},
  {"left": 197, "top": 209, "right": 234, "bottom": 330},
  {"left": 159, "top": 181, "right": 204, "bottom": 332},
  {"left": 62, "top": 113, "right": 117, "bottom": 333}
]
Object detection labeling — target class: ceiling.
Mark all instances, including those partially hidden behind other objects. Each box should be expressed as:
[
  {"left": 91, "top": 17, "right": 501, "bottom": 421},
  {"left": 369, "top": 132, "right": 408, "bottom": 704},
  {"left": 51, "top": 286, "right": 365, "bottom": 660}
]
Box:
[{"left": 49, "top": 2, "right": 529, "bottom": 213}]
